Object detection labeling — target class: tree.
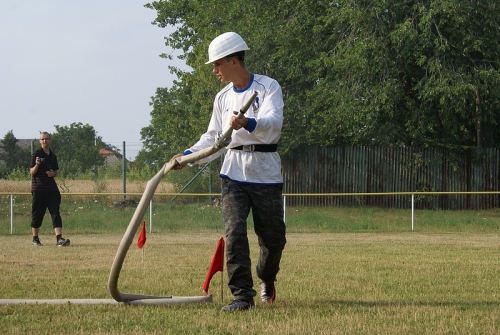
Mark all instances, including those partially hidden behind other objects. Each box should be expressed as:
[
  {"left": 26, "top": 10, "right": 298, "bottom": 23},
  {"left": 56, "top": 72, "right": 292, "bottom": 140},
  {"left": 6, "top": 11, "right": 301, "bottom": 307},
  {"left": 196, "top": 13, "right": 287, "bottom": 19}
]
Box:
[
  {"left": 385, "top": 0, "right": 500, "bottom": 148},
  {"left": 140, "top": 0, "right": 500, "bottom": 158},
  {"left": 271, "top": 0, "right": 500, "bottom": 148},
  {"left": 0, "top": 130, "right": 31, "bottom": 179},
  {"left": 50, "top": 122, "right": 105, "bottom": 177},
  {"left": 140, "top": 0, "right": 290, "bottom": 162}
]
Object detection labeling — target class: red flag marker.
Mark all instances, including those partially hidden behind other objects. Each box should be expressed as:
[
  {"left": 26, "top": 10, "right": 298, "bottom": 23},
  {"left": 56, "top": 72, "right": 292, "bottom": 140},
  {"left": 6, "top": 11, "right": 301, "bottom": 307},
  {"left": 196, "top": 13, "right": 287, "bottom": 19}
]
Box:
[
  {"left": 203, "top": 237, "right": 224, "bottom": 295},
  {"left": 137, "top": 221, "right": 146, "bottom": 249}
]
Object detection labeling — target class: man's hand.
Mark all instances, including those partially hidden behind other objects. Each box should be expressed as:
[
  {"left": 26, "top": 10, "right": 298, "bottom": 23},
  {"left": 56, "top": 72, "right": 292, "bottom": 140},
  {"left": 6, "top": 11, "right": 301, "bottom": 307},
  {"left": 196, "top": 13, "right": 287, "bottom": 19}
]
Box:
[
  {"left": 230, "top": 111, "right": 248, "bottom": 130},
  {"left": 46, "top": 169, "right": 56, "bottom": 178},
  {"left": 170, "top": 154, "right": 186, "bottom": 170}
]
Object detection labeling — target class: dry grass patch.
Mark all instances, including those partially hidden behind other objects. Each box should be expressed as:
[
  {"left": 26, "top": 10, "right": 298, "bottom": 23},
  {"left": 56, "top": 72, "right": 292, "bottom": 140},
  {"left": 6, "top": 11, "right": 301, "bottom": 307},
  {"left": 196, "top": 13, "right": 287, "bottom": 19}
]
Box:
[
  {"left": 0, "top": 179, "right": 174, "bottom": 194},
  {"left": 0, "top": 180, "right": 31, "bottom": 193}
]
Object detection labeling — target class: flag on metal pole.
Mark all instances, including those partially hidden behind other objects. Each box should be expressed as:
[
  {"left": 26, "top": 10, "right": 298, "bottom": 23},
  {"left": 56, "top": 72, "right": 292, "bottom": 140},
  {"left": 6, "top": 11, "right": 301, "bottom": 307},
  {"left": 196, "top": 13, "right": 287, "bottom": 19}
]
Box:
[
  {"left": 137, "top": 220, "right": 147, "bottom": 249},
  {"left": 203, "top": 237, "right": 224, "bottom": 297}
]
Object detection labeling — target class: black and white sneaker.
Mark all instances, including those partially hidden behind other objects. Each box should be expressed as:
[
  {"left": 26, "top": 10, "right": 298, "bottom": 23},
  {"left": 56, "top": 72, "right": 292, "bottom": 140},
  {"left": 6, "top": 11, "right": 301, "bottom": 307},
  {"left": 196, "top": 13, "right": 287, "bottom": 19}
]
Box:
[
  {"left": 57, "top": 237, "right": 70, "bottom": 247},
  {"left": 32, "top": 239, "right": 42, "bottom": 246},
  {"left": 260, "top": 282, "right": 276, "bottom": 303},
  {"left": 221, "top": 299, "right": 255, "bottom": 311}
]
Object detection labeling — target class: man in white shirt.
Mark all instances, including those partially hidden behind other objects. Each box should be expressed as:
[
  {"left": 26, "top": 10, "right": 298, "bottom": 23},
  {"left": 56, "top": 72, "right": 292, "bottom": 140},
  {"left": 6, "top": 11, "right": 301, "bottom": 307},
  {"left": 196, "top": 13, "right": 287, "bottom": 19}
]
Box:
[{"left": 171, "top": 32, "right": 286, "bottom": 311}]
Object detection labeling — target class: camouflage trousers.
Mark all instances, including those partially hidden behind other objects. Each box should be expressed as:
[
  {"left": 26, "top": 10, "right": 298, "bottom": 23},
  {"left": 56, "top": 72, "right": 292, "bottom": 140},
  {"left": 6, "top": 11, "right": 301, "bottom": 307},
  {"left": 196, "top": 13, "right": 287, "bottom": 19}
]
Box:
[{"left": 221, "top": 178, "right": 287, "bottom": 301}]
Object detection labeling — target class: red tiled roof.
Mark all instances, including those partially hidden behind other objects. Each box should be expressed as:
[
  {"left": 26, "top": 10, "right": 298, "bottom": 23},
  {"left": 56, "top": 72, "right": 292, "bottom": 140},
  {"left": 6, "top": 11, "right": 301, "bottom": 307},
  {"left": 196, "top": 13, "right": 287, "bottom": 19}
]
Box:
[{"left": 99, "top": 148, "right": 115, "bottom": 155}]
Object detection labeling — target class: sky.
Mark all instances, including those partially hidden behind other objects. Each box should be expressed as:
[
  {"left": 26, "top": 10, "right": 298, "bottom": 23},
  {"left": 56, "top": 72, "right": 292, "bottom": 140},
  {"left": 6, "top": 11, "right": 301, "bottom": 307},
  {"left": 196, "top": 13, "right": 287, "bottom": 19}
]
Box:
[{"left": 0, "top": 0, "right": 188, "bottom": 160}]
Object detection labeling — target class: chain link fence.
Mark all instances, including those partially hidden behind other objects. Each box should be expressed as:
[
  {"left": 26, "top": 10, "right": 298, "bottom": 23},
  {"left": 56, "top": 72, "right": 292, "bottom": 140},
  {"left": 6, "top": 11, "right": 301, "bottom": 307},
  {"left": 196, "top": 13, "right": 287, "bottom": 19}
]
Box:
[{"left": 0, "top": 141, "right": 223, "bottom": 204}]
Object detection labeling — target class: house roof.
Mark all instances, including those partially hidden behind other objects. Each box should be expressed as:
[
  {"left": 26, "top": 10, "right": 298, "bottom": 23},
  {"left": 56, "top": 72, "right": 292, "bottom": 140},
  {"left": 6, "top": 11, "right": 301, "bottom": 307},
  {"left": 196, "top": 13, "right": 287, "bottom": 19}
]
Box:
[
  {"left": 99, "top": 148, "right": 116, "bottom": 156},
  {"left": 0, "top": 141, "right": 133, "bottom": 165},
  {"left": 0, "top": 139, "right": 35, "bottom": 157},
  {"left": 15, "top": 139, "right": 34, "bottom": 149}
]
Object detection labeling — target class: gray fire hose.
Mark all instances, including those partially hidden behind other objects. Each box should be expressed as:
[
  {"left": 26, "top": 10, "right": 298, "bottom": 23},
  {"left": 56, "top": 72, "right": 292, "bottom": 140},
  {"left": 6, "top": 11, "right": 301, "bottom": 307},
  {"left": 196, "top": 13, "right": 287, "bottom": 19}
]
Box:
[{"left": 107, "top": 92, "right": 258, "bottom": 303}]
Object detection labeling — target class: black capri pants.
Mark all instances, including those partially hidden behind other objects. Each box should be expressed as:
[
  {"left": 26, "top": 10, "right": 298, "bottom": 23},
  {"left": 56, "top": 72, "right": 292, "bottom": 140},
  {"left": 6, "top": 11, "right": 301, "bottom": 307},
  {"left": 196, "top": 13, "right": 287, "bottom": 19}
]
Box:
[{"left": 31, "top": 190, "right": 63, "bottom": 229}]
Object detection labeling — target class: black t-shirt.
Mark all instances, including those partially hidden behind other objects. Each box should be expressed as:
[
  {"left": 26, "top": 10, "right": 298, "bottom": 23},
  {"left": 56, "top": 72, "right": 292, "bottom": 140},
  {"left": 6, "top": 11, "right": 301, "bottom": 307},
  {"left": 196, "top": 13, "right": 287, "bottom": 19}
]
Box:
[{"left": 30, "top": 149, "right": 59, "bottom": 192}]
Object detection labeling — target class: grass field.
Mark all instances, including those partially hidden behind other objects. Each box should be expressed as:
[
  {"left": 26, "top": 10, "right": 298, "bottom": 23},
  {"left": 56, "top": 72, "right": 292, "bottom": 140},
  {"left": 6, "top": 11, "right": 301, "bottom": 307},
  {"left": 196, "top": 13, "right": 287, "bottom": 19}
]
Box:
[
  {"left": 3, "top": 196, "right": 500, "bottom": 234},
  {"left": 0, "top": 201, "right": 499, "bottom": 334}
]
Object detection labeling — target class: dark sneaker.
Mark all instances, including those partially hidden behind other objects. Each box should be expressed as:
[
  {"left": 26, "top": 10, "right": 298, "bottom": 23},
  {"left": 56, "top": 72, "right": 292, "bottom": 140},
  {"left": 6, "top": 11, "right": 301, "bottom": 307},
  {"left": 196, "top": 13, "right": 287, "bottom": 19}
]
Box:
[
  {"left": 221, "top": 299, "right": 255, "bottom": 311},
  {"left": 57, "top": 237, "right": 70, "bottom": 247},
  {"left": 32, "top": 239, "right": 42, "bottom": 246},
  {"left": 260, "top": 282, "right": 276, "bottom": 303}
]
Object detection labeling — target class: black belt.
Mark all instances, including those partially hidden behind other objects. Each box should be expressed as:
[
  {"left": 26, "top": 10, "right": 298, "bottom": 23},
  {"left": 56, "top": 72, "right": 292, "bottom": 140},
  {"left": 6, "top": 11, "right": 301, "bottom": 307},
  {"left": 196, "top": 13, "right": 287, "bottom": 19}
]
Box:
[{"left": 232, "top": 144, "right": 278, "bottom": 152}]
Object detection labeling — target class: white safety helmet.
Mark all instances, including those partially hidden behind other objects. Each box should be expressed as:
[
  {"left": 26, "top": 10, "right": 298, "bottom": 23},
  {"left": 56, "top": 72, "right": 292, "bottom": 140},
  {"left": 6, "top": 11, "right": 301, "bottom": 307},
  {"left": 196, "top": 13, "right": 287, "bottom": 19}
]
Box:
[{"left": 205, "top": 32, "right": 250, "bottom": 64}]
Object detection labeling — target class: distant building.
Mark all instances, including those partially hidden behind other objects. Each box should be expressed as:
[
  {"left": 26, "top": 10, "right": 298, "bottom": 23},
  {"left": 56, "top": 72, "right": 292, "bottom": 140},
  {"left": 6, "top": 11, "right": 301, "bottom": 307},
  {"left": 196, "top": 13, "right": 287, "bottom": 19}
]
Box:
[
  {"left": 1, "top": 141, "right": 135, "bottom": 167},
  {"left": 0, "top": 139, "right": 35, "bottom": 163},
  {"left": 99, "top": 148, "right": 135, "bottom": 168},
  {"left": 99, "top": 148, "right": 123, "bottom": 166},
  {"left": 14, "top": 139, "right": 34, "bottom": 150}
]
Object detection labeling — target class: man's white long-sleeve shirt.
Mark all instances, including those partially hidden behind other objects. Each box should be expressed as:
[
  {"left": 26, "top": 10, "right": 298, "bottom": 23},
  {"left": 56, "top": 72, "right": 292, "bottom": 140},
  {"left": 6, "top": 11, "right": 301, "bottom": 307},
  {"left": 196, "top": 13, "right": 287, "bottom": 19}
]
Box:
[{"left": 184, "top": 73, "right": 284, "bottom": 185}]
